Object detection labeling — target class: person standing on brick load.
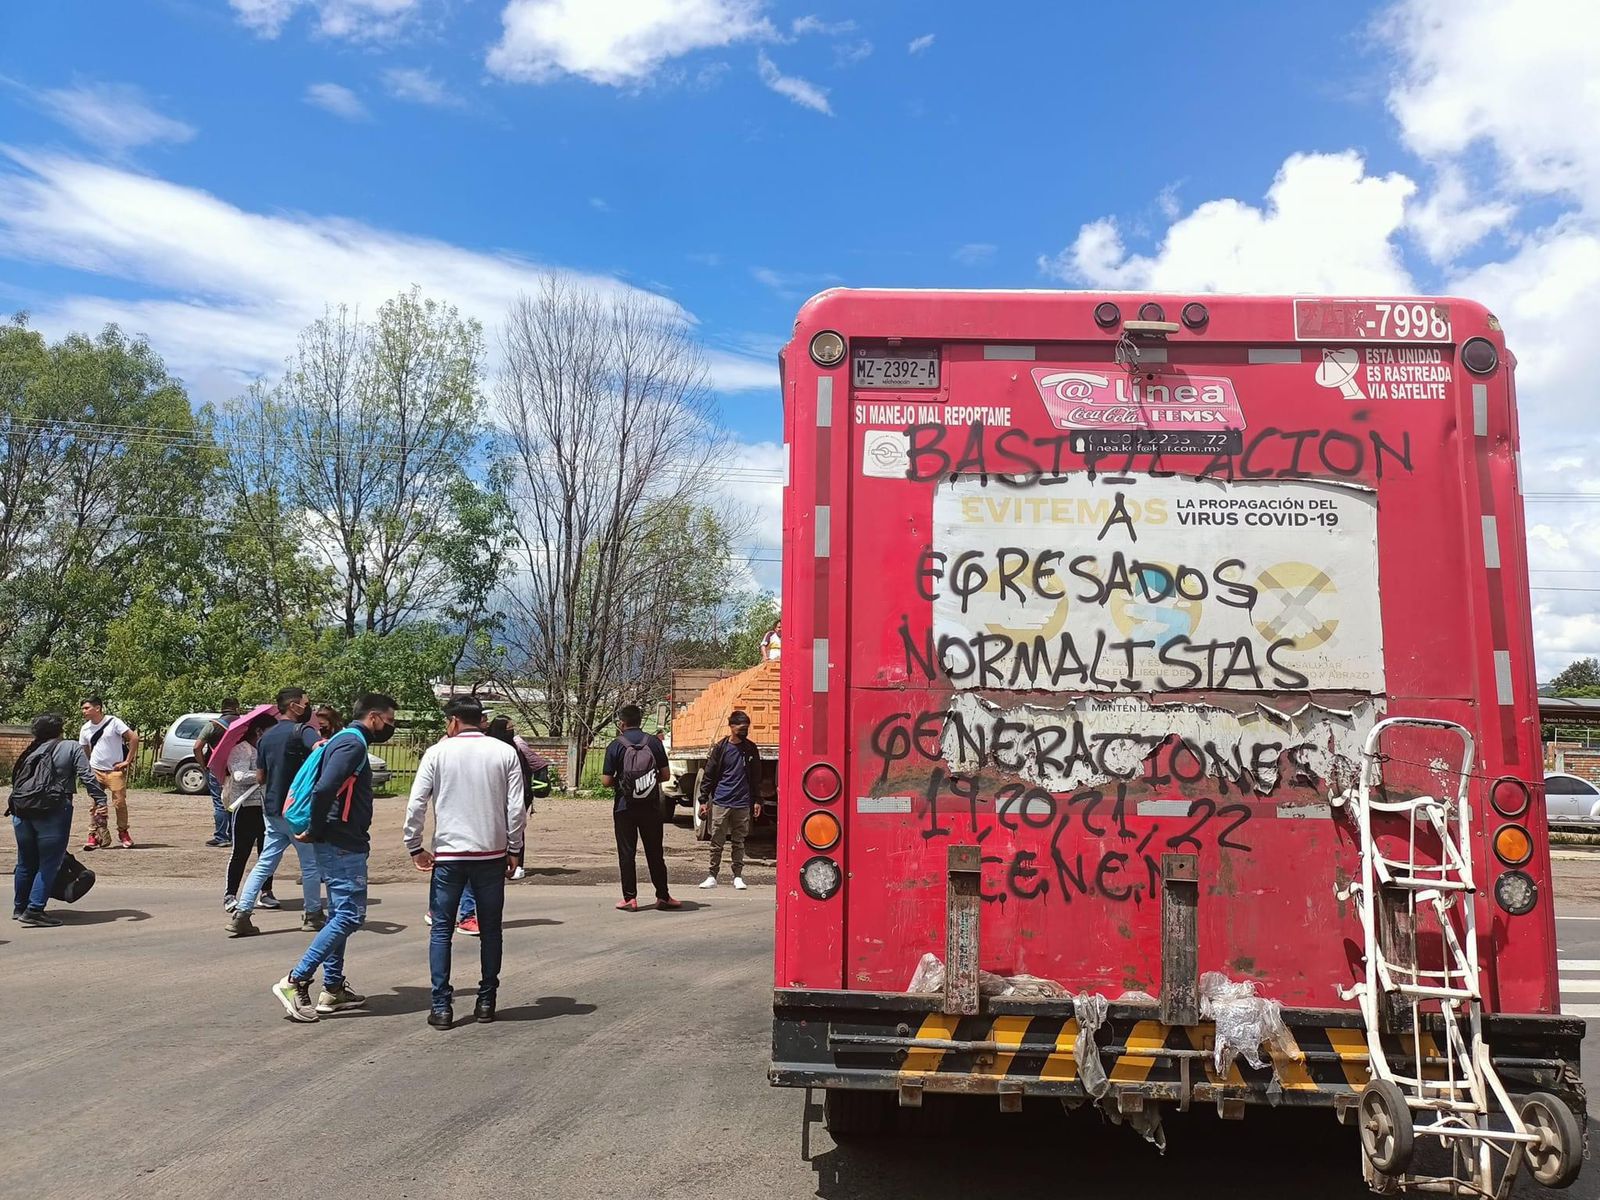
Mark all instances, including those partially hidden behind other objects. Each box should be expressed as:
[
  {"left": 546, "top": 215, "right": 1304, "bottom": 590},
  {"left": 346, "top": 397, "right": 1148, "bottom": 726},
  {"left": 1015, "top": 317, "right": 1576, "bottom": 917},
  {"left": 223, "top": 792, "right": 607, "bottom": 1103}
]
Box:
[
  {"left": 194, "top": 698, "right": 239, "bottom": 847},
  {"left": 78, "top": 696, "right": 139, "bottom": 850},
  {"left": 404, "top": 698, "right": 525, "bottom": 1029},
  {"left": 697, "top": 710, "right": 762, "bottom": 891},
  {"left": 269, "top": 692, "right": 395, "bottom": 1023},
  {"left": 9, "top": 712, "right": 107, "bottom": 926},
  {"left": 602, "top": 704, "right": 681, "bottom": 912},
  {"left": 230, "top": 688, "right": 321, "bottom": 937}
]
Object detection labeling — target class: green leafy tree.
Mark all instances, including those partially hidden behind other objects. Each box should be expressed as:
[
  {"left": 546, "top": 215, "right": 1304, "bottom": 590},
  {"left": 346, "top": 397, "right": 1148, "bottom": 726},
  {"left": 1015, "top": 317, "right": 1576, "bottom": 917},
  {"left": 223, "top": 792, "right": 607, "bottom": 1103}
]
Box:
[
  {"left": 1550, "top": 657, "right": 1600, "bottom": 698},
  {"left": 2, "top": 319, "right": 216, "bottom": 719}
]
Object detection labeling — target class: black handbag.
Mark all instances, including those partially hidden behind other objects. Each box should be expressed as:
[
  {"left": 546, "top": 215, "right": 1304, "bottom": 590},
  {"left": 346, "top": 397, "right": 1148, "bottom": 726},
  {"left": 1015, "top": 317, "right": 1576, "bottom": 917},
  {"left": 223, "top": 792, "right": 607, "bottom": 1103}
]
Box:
[{"left": 50, "top": 852, "right": 96, "bottom": 904}]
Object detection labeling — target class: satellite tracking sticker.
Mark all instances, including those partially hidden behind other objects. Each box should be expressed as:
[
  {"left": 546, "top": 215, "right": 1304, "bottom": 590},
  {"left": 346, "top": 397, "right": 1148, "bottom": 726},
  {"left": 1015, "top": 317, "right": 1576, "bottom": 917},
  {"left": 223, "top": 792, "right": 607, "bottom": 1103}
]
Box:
[{"left": 1314, "top": 347, "right": 1453, "bottom": 402}]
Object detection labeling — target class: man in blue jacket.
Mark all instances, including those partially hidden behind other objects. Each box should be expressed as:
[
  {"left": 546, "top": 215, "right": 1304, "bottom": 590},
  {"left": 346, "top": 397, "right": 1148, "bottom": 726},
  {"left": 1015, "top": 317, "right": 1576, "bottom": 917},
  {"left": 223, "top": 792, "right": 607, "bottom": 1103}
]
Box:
[{"left": 271, "top": 692, "right": 396, "bottom": 1024}]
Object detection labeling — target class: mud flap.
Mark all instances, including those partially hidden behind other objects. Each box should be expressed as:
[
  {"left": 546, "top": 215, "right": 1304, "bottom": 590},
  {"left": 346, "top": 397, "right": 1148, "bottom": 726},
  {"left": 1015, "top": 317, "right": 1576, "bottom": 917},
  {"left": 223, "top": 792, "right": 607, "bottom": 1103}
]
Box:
[
  {"left": 1160, "top": 853, "right": 1199, "bottom": 1027},
  {"left": 944, "top": 845, "right": 981, "bottom": 1017}
]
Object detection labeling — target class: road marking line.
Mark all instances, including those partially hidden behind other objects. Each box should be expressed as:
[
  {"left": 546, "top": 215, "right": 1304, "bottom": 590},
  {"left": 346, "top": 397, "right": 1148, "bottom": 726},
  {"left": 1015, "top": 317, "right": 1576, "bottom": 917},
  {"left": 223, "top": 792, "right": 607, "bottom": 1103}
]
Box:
[
  {"left": 1558, "top": 980, "right": 1600, "bottom": 993},
  {"left": 1558, "top": 960, "right": 1600, "bottom": 971},
  {"left": 1561, "top": 1004, "right": 1600, "bottom": 1019}
]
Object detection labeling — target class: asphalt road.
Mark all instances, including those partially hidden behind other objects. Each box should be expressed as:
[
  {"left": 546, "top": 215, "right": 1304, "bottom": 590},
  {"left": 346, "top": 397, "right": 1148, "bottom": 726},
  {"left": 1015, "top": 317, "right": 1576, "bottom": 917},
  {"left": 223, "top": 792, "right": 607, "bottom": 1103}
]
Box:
[{"left": 4, "top": 882, "right": 1598, "bottom": 1200}]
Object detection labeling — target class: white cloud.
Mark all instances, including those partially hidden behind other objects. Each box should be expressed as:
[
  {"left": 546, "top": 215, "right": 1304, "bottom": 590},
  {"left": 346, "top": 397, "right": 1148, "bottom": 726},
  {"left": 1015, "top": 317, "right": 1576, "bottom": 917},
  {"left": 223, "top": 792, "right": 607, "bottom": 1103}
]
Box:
[
  {"left": 952, "top": 242, "right": 996, "bottom": 266},
  {"left": 590, "top": 197, "right": 610, "bottom": 211},
  {"left": 304, "top": 82, "right": 370, "bottom": 121},
  {"left": 1155, "top": 182, "right": 1181, "bottom": 220},
  {"left": 1043, "top": 151, "right": 1416, "bottom": 294},
  {"left": 791, "top": 15, "right": 853, "bottom": 36},
  {"left": 33, "top": 82, "right": 194, "bottom": 156},
  {"left": 1406, "top": 167, "right": 1515, "bottom": 263},
  {"left": 1386, "top": 0, "right": 1600, "bottom": 210},
  {"left": 755, "top": 51, "right": 830, "bottom": 114},
  {"left": 382, "top": 66, "right": 460, "bottom": 107},
  {"left": 751, "top": 265, "right": 840, "bottom": 296},
  {"left": 0, "top": 149, "right": 772, "bottom": 401},
  {"left": 835, "top": 39, "right": 873, "bottom": 66},
  {"left": 908, "top": 33, "right": 935, "bottom": 54},
  {"left": 1380, "top": 0, "right": 1600, "bottom": 673},
  {"left": 229, "top": 0, "right": 422, "bottom": 41},
  {"left": 487, "top": 0, "right": 773, "bottom": 86}
]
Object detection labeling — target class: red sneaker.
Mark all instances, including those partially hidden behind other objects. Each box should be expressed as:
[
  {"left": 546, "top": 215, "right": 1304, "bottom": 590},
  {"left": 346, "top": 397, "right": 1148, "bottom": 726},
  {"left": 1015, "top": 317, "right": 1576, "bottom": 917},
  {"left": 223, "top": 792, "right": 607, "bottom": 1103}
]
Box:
[
  {"left": 82, "top": 836, "right": 100, "bottom": 852},
  {"left": 458, "top": 916, "right": 481, "bottom": 937},
  {"left": 615, "top": 898, "right": 638, "bottom": 911},
  {"left": 118, "top": 830, "right": 135, "bottom": 849},
  {"left": 656, "top": 897, "right": 683, "bottom": 910}
]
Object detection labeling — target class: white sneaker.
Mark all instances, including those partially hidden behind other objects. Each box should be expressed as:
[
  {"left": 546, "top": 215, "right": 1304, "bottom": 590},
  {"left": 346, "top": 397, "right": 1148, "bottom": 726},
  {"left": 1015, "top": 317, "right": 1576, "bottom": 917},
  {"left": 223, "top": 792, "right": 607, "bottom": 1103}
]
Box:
[
  {"left": 733, "top": 877, "right": 748, "bottom": 891},
  {"left": 511, "top": 866, "right": 526, "bottom": 880},
  {"left": 698, "top": 875, "right": 718, "bottom": 889}
]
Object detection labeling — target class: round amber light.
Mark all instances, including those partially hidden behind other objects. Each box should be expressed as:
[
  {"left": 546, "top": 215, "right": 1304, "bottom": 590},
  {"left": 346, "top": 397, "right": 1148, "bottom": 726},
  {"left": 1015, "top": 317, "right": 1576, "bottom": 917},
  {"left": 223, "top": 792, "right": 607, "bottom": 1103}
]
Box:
[
  {"left": 802, "top": 810, "right": 841, "bottom": 851},
  {"left": 1494, "top": 823, "right": 1533, "bottom": 867}
]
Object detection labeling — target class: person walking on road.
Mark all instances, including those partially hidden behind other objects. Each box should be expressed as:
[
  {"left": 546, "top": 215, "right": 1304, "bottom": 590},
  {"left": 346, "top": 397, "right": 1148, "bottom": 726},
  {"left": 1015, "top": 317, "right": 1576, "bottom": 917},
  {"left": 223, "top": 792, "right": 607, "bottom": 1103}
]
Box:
[
  {"left": 230, "top": 689, "right": 322, "bottom": 937},
  {"left": 8, "top": 713, "right": 106, "bottom": 927},
  {"left": 78, "top": 696, "right": 139, "bottom": 850},
  {"left": 404, "top": 698, "right": 525, "bottom": 1029},
  {"left": 221, "top": 713, "right": 275, "bottom": 914},
  {"left": 602, "top": 705, "right": 680, "bottom": 913},
  {"left": 697, "top": 710, "right": 762, "bottom": 891},
  {"left": 195, "top": 699, "right": 239, "bottom": 847},
  {"left": 269, "top": 692, "right": 395, "bottom": 1023}
]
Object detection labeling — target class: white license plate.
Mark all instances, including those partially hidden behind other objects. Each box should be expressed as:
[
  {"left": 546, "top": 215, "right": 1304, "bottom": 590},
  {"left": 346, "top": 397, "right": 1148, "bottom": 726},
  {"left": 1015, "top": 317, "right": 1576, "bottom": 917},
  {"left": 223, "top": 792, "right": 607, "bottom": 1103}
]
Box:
[{"left": 852, "top": 350, "right": 940, "bottom": 389}]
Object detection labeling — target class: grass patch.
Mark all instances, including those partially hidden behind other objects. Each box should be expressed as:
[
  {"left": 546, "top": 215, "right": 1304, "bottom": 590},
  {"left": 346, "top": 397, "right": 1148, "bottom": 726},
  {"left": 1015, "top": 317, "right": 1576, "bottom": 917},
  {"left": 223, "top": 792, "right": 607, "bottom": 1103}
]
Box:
[{"left": 1550, "top": 831, "right": 1600, "bottom": 845}]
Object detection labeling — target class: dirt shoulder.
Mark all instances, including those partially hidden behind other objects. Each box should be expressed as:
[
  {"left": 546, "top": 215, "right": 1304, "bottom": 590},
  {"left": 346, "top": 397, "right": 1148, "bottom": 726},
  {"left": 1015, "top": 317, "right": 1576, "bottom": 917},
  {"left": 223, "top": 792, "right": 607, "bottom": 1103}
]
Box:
[{"left": 0, "top": 789, "right": 775, "bottom": 890}]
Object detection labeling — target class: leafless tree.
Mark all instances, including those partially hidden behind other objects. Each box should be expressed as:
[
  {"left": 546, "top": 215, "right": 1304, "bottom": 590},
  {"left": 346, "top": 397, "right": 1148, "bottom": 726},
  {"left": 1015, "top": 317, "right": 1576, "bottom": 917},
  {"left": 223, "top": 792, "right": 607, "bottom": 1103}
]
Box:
[{"left": 493, "top": 276, "right": 734, "bottom": 774}]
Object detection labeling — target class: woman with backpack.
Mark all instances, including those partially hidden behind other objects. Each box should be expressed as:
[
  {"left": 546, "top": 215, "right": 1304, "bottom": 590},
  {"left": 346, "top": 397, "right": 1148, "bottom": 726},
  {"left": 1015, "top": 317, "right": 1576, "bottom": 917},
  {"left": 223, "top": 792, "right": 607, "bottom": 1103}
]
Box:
[{"left": 8, "top": 712, "right": 106, "bottom": 927}]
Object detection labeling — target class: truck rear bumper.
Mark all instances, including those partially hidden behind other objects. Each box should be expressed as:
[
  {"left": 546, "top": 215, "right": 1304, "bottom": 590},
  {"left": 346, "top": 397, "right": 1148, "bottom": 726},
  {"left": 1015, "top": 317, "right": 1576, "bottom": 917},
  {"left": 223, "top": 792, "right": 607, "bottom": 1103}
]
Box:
[{"left": 771, "top": 989, "right": 1585, "bottom": 1112}]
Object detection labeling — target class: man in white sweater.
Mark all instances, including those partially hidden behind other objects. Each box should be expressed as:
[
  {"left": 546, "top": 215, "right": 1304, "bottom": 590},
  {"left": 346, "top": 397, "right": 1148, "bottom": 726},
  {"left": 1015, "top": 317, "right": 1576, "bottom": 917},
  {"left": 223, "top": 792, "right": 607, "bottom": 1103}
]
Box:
[{"left": 404, "top": 698, "right": 526, "bottom": 1029}]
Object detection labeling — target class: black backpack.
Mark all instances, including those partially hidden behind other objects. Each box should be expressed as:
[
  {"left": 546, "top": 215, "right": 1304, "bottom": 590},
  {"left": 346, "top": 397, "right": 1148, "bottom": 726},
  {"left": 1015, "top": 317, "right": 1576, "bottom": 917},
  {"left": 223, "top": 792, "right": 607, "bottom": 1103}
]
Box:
[
  {"left": 7, "top": 741, "right": 63, "bottom": 817},
  {"left": 619, "top": 735, "right": 659, "bottom": 803}
]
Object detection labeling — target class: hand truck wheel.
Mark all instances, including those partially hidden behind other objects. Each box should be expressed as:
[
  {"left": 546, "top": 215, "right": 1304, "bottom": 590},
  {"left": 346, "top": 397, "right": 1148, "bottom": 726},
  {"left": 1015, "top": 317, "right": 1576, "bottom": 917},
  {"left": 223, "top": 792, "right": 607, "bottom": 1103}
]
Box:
[
  {"left": 1358, "top": 1079, "right": 1415, "bottom": 1175},
  {"left": 1520, "top": 1091, "right": 1582, "bottom": 1189}
]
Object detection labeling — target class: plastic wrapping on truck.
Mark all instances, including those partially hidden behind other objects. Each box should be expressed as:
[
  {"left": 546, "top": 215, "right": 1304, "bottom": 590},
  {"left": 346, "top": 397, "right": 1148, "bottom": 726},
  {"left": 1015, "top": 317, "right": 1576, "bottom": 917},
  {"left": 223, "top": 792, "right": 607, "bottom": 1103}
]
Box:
[
  {"left": 1101, "top": 1098, "right": 1167, "bottom": 1153},
  {"left": 1073, "top": 992, "right": 1111, "bottom": 1099},
  {"left": 905, "top": 952, "right": 1069, "bottom": 999},
  {"left": 1198, "top": 971, "right": 1288, "bottom": 1075}
]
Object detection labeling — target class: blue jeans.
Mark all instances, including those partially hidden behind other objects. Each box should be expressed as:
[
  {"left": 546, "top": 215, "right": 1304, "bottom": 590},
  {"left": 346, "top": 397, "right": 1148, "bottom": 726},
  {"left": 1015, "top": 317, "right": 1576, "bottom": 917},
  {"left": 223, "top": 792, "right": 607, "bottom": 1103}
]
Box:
[
  {"left": 207, "top": 770, "right": 233, "bottom": 841},
  {"left": 12, "top": 803, "right": 73, "bottom": 912},
  {"left": 459, "top": 880, "right": 477, "bottom": 919},
  {"left": 428, "top": 858, "right": 506, "bottom": 1010},
  {"left": 238, "top": 811, "right": 323, "bottom": 916},
  {"left": 291, "top": 844, "right": 366, "bottom": 988}
]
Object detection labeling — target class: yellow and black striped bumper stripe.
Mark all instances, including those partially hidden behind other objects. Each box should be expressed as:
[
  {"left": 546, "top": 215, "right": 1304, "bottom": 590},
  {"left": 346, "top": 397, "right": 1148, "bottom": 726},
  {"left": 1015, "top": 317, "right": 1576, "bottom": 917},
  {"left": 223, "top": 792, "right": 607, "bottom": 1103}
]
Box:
[{"left": 888, "top": 1015, "right": 1451, "bottom": 1094}]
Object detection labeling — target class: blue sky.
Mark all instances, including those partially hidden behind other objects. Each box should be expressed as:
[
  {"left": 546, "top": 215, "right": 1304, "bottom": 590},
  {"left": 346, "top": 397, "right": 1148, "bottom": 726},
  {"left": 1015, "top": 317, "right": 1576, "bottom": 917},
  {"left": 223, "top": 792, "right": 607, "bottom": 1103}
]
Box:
[{"left": 2, "top": 0, "right": 1600, "bottom": 671}]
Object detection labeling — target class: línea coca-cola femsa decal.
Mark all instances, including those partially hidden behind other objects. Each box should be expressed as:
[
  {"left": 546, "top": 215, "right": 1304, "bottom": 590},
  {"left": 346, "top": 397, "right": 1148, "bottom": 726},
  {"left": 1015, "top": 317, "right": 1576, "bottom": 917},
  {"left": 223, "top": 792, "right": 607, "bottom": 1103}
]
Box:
[{"left": 1032, "top": 367, "right": 1246, "bottom": 432}]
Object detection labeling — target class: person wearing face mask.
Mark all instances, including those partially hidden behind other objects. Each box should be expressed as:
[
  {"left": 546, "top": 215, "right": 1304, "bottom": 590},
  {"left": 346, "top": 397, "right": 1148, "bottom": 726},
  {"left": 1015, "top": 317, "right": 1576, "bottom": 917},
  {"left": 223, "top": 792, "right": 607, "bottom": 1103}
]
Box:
[{"left": 270, "top": 692, "right": 397, "bottom": 1024}]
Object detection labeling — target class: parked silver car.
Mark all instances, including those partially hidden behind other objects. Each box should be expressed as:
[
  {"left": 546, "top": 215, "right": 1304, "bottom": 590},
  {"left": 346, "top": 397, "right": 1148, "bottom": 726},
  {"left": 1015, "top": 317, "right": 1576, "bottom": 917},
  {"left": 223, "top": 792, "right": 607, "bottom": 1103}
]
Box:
[
  {"left": 1544, "top": 772, "right": 1600, "bottom": 830},
  {"left": 151, "top": 711, "right": 394, "bottom": 794}
]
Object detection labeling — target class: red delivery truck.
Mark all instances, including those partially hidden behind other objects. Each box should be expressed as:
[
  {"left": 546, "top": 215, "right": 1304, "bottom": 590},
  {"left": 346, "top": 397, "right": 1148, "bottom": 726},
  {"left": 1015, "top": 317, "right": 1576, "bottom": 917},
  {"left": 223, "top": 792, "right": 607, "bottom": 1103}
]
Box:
[{"left": 770, "top": 290, "right": 1584, "bottom": 1197}]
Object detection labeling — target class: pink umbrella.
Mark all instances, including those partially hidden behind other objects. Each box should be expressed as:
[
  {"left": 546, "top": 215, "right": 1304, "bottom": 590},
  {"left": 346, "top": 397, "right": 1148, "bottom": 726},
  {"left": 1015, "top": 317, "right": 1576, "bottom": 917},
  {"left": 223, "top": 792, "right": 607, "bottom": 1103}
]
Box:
[{"left": 206, "top": 702, "right": 278, "bottom": 785}]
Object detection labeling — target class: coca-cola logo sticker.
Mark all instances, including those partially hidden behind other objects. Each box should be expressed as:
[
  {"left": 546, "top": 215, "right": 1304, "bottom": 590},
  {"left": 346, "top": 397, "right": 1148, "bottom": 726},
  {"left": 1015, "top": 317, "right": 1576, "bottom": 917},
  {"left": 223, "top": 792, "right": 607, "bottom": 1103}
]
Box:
[{"left": 1031, "top": 367, "right": 1246, "bottom": 432}]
